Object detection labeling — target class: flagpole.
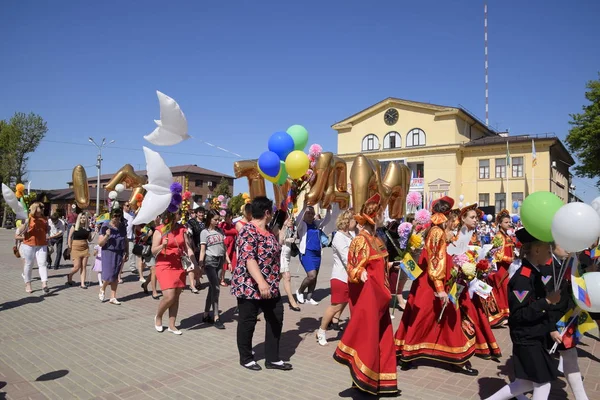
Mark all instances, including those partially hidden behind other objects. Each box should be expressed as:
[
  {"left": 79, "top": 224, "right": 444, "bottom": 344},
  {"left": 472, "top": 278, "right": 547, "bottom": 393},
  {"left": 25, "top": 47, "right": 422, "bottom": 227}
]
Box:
[
  {"left": 506, "top": 141, "right": 510, "bottom": 208},
  {"left": 532, "top": 139, "right": 536, "bottom": 193}
]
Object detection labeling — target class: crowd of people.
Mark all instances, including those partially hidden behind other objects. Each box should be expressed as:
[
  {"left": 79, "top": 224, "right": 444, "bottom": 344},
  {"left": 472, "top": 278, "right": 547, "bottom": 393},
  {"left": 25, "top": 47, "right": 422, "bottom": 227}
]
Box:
[{"left": 11, "top": 193, "right": 600, "bottom": 399}]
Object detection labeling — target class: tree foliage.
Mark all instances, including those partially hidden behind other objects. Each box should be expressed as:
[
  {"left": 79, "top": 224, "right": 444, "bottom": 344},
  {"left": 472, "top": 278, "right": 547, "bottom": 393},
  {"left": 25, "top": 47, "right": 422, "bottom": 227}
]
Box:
[
  {"left": 228, "top": 193, "right": 245, "bottom": 215},
  {"left": 213, "top": 177, "right": 232, "bottom": 197},
  {"left": 566, "top": 74, "right": 600, "bottom": 188},
  {"left": 0, "top": 112, "right": 48, "bottom": 184}
]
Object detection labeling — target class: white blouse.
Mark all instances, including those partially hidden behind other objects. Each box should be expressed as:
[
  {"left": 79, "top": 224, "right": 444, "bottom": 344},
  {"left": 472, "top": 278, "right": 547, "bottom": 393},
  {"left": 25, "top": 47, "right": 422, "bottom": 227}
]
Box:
[{"left": 331, "top": 231, "right": 354, "bottom": 283}]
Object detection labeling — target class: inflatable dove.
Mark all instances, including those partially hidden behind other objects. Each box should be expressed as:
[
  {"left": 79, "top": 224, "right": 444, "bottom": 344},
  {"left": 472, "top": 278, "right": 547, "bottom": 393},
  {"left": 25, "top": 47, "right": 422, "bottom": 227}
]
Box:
[
  {"left": 131, "top": 147, "right": 174, "bottom": 225},
  {"left": 446, "top": 226, "right": 471, "bottom": 256},
  {"left": 2, "top": 184, "right": 27, "bottom": 220},
  {"left": 143, "top": 91, "right": 190, "bottom": 146}
]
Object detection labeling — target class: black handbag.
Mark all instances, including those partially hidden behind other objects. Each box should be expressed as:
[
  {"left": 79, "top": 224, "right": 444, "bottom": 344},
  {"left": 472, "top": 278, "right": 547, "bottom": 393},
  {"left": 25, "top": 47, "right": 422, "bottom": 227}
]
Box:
[
  {"left": 289, "top": 242, "right": 300, "bottom": 258},
  {"left": 132, "top": 244, "right": 151, "bottom": 258}
]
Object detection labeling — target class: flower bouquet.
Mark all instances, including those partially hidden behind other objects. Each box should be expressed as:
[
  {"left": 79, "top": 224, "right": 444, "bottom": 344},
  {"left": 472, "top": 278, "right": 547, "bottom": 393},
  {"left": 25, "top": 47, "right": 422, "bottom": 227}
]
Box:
[{"left": 384, "top": 222, "right": 425, "bottom": 281}]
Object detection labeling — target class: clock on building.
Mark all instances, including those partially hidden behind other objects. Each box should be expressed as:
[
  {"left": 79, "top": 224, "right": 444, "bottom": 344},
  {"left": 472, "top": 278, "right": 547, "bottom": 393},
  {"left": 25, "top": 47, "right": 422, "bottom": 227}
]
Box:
[{"left": 384, "top": 108, "right": 398, "bottom": 126}]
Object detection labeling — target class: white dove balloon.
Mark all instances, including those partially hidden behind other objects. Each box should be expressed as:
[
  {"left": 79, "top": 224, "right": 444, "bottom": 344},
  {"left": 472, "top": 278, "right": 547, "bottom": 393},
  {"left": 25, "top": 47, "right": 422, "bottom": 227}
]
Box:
[
  {"left": 2, "top": 184, "right": 27, "bottom": 220},
  {"left": 143, "top": 91, "right": 190, "bottom": 146},
  {"left": 132, "top": 147, "right": 174, "bottom": 225}
]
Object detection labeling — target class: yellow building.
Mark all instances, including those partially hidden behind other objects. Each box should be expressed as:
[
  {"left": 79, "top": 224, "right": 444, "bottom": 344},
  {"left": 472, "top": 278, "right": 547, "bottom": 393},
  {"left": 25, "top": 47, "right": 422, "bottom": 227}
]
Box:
[{"left": 333, "top": 98, "right": 575, "bottom": 212}]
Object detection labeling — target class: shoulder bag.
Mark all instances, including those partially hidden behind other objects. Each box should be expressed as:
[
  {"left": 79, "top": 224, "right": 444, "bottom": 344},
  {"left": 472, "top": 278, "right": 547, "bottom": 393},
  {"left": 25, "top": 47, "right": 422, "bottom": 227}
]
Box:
[{"left": 172, "top": 230, "right": 194, "bottom": 272}]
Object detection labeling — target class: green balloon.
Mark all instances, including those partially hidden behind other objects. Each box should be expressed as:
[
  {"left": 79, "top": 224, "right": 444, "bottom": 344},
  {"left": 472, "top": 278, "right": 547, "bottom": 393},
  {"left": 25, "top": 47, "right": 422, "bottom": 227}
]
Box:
[
  {"left": 276, "top": 161, "right": 288, "bottom": 185},
  {"left": 520, "top": 191, "right": 563, "bottom": 242},
  {"left": 286, "top": 124, "right": 309, "bottom": 151}
]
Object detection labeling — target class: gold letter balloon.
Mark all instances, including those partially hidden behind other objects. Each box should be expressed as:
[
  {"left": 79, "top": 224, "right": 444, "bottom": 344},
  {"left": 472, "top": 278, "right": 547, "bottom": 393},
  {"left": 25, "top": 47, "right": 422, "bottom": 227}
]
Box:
[{"left": 72, "top": 165, "right": 90, "bottom": 209}]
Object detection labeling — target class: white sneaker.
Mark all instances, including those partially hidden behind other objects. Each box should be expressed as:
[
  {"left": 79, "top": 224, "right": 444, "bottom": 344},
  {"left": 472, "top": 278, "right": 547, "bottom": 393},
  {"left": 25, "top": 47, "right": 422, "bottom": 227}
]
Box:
[
  {"left": 295, "top": 290, "right": 305, "bottom": 304},
  {"left": 98, "top": 290, "right": 105, "bottom": 302},
  {"left": 306, "top": 298, "right": 319, "bottom": 306},
  {"left": 316, "top": 329, "right": 327, "bottom": 346}
]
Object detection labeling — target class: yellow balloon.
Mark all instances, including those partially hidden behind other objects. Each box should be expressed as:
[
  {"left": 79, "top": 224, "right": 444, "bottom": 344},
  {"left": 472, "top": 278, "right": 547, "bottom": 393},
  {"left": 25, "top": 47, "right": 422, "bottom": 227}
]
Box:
[
  {"left": 257, "top": 164, "right": 279, "bottom": 184},
  {"left": 285, "top": 150, "right": 310, "bottom": 179}
]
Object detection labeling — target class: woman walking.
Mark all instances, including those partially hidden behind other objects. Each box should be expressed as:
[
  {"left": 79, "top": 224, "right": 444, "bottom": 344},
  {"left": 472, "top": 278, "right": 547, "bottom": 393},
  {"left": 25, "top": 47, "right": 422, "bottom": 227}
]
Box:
[
  {"left": 316, "top": 209, "right": 355, "bottom": 345},
  {"left": 295, "top": 205, "right": 330, "bottom": 305},
  {"left": 153, "top": 212, "right": 198, "bottom": 334},
  {"left": 16, "top": 202, "right": 50, "bottom": 294},
  {"left": 140, "top": 217, "right": 161, "bottom": 299},
  {"left": 333, "top": 194, "right": 398, "bottom": 396},
  {"left": 66, "top": 213, "right": 95, "bottom": 289},
  {"left": 219, "top": 209, "right": 237, "bottom": 286},
  {"left": 199, "top": 210, "right": 231, "bottom": 330},
  {"left": 278, "top": 217, "right": 301, "bottom": 312},
  {"left": 98, "top": 208, "right": 129, "bottom": 305}
]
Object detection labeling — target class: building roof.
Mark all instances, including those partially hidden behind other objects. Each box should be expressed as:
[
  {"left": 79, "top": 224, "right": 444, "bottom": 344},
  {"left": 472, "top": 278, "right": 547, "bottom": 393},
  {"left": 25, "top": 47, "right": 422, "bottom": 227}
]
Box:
[
  {"left": 73, "top": 164, "right": 234, "bottom": 184},
  {"left": 46, "top": 188, "right": 131, "bottom": 202},
  {"left": 331, "top": 97, "right": 497, "bottom": 136},
  {"left": 463, "top": 133, "right": 576, "bottom": 165}
]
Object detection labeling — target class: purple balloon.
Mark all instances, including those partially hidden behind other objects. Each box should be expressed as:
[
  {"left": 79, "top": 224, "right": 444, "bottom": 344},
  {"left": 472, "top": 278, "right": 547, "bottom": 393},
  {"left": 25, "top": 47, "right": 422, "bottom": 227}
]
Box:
[{"left": 268, "top": 131, "right": 295, "bottom": 161}]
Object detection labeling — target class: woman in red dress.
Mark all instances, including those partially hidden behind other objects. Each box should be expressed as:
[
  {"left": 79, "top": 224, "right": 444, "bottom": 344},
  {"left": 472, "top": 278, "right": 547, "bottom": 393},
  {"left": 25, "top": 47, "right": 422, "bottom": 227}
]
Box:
[
  {"left": 395, "top": 196, "right": 478, "bottom": 375},
  {"left": 152, "top": 212, "right": 198, "bottom": 335},
  {"left": 333, "top": 194, "right": 399, "bottom": 397},
  {"left": 219, "top": 209, "right": 238, "bottom": 286},
  {"left": 486, "top": 209, "right": 512, "bottom": 326},
  {"left": 455, "top": 204, "right": 502, "bottom": 360}
]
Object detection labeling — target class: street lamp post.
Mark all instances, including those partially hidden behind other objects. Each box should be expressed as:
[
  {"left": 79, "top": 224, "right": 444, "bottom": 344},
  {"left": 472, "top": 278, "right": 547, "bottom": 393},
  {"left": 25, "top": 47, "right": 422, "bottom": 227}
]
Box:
[{"left": 88, "top": 137, "right": 115, "bottom": 216}]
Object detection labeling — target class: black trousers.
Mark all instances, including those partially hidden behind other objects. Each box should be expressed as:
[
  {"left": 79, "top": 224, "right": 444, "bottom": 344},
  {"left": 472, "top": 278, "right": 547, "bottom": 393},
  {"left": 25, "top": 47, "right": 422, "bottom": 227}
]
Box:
[
  {"left": 236, "top": 296, "right": 283, "bottom": 365},
  {"left": 47, "top": 237, "right": 63, "bottom": 269}
]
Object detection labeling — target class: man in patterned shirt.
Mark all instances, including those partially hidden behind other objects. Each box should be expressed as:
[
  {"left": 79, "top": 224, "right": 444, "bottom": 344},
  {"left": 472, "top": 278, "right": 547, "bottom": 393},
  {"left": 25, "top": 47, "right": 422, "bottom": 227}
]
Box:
[{"left": 231, "top": 196, "right": 292, "bottom": 372}]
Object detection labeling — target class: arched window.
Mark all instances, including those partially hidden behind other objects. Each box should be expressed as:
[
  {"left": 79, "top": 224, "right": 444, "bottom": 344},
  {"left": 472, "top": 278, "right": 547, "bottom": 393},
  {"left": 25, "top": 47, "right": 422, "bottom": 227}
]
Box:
[
  {"left": 383, "top": 131, "right": 401, "bottom": 149},
  {"left": 406, "top": 128, "right": 426, "bottom": 147},
  {"left": 361, "top": 134, "right": 379, "bottom": 151}
]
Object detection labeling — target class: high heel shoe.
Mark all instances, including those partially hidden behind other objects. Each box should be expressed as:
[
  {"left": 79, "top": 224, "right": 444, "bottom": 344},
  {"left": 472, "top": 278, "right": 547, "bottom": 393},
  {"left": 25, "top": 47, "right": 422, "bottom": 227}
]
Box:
[{"left": 289, "top": 304, "right": 301, "bottom": 312}]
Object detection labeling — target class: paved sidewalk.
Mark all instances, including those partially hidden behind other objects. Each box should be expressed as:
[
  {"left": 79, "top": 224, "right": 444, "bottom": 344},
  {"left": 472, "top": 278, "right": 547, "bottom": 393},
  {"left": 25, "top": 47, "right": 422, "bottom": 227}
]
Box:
[{"left": 0, "top": 229, "right": 598, "bottom": 400}]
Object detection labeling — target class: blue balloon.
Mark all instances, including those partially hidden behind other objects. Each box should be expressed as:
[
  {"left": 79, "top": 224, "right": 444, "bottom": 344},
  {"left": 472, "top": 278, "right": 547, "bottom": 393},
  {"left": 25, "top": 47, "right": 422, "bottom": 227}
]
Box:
[
  {"left": 258, "top": 151, "right": 281, "bottom": 177},
  {"left": 513, "top": 201, "right": 519, "bottom": 209},
  {"left": 512, "top": 215, "right": 520, "bottom": 223},
  {"left": 268, "top": 131, "right": 295, "bottom": 161}
]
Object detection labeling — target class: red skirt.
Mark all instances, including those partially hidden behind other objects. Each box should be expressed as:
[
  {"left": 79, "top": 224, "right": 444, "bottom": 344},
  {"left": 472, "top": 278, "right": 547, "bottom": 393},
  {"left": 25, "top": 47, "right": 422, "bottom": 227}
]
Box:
[
  {"left": 395, "top": 272, "right": 476, "bottom": 364},
  {"left": 484, "top": 262, "right": 510, "bottom": 327},
  {"left": 460, "top": 292, "right": 502, "bottom": 359},
  {"left": 330, "top": 279, "right": 349, "bottom": 304},
  {"left": 334, "top": 279, "right": 398, "bottom": 396},
  {"left": 155, "top": 262, "right": 186, "bottom": 290}
]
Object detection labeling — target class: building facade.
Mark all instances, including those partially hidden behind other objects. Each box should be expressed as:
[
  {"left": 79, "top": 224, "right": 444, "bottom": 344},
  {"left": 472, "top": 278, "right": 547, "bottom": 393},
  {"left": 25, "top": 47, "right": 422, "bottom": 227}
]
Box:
[{"left": 333, "top": 98, "right": 575, "bottom": 213}]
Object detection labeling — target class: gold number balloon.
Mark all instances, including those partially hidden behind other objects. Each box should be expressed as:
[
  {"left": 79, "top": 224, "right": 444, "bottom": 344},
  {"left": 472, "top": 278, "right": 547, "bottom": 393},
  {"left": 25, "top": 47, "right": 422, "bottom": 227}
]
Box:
[
  {"left": 233, "top": 160, "right": 267, "bottom": 200},
  {"left": 380, "top": 161, "right": 411, "bottom": 219},
  {"left": 105, "top": 164, "right": 147, "bottom": 210},
  {"left": 305, "top": 152, "right": 349, "bottom": 209},
  {"left": 72, "top": 165, "right": 90, "bottom": 209}
]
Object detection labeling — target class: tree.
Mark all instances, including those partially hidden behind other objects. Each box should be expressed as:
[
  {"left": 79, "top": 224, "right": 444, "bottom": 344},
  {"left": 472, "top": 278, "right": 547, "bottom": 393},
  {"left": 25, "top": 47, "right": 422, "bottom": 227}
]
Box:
[
  {"left": 566, "top": 74, "right": 600, "bottom": 188},
  {"left": 229, "top": 193, "right": 245, "bottom": 215},
  {"left": 0, "top": 112, "right": 48, "bottom": 184},
  {"left": 213, "top": 177, "right": 232, "bottom": 197}
]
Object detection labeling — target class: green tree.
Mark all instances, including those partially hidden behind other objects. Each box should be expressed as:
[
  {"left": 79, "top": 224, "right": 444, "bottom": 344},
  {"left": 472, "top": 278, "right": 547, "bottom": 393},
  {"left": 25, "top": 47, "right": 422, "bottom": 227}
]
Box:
[
  {"left": 0, "top": 112, "right": 48, "bottom": 184},
  {"left": 213, "top": 177, "right": 232, "bottom": 197},
  {"left": 566, "top": 74, "right": 600, "bottom": 188},
  {"left": 229, "top": 193, "right": 245, "bottom": 215}
]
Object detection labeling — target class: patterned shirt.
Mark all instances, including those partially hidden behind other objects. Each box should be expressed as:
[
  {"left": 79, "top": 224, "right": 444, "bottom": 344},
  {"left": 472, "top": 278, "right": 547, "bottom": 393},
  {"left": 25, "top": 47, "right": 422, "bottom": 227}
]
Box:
[{"left": 231, "top": 222, "right": 281, "bottom": 300}]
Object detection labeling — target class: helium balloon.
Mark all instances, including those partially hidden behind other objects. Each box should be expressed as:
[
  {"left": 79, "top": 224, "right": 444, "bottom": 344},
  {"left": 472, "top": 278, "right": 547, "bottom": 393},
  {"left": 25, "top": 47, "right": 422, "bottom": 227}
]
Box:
[
  {"left": 286, "top": 125, "right": 309, "bottom": 151},
  {"left": 115, "top": 183, "right": 125, "bottom": 193},
  {"left": 268, "top": 132, "right": 295, "bottom": 161},
  {"left": 551, "top": 202, "right": 600, "bottom": 253},
  {"left": 285, "top": 150, "right": 310, "bottom": 179},
  {"left": 258, "top": 163, "right": 279, "bottom": 184},
  {"left": 258, "top": 151, "right": 281, "bottom": 178},
  {"left": 276, "top": 161, "right": 288, "bottom": 185},
  {"left": 512, "top": 215, "right": 520, "bottom": 224},
  {"left": 486, "top": 214, "right": 493, "bottom": 222},
  {"left": 520, "top": 191, "right": 563, "bottom": 242},
  {"left": 144, "top": 91, "right": 190, "bottom": 146},
  {"left": 513, "top": 201, "right": 519, "bottom": 209},
  {"left": 459, "top": 194, "right": 465, "bottom": 202}
]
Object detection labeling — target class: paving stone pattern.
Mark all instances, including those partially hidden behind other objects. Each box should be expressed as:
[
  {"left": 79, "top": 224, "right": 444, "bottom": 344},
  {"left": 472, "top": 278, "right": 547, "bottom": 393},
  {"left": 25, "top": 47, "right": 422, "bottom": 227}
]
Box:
[{"left": 0, "top": 230, "right": 598, "bottom": 399}]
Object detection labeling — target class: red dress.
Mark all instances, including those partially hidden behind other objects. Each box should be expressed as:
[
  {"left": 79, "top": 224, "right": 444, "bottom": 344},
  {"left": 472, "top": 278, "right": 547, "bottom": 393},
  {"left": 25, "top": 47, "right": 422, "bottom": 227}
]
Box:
[
  {"left": 155, "top": 225, "right": 187, "bottom": 290},
  {"left": 395, "top": 226, "right": 477, "bottom": 364},
  {"left": 219, "top": 221, "right": 238, "bottom": 271},
  {"left": 484, "top": 231, "right": 512, "bottom": 327},
  {"left": 333, "top": 230, "right": 398, "bottom": 396}
]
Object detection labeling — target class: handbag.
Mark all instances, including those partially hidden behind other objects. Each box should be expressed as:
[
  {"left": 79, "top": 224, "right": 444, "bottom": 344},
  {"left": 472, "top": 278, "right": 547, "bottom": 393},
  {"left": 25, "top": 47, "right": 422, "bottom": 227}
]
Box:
[
  {"left": 290, "top": 242, "right": 300, "bottom": 258},
  {"left": 132, "top": 243, "right": 151, "bottom": 258},
  {"left": 172, "top": 232, "right": 195, "bottom": 272},
  {"left": 63, "top": 247, "right": 71, "bottom": 261},
  {"left": 13, "top": 245, "right": 20, "bottom": 258}
]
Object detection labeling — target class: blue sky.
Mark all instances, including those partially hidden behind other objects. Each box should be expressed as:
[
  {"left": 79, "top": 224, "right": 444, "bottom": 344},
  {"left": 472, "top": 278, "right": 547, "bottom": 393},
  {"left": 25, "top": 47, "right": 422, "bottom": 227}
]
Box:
[{"left": 1, "top": 0, "right": 599, "bottom": 202}]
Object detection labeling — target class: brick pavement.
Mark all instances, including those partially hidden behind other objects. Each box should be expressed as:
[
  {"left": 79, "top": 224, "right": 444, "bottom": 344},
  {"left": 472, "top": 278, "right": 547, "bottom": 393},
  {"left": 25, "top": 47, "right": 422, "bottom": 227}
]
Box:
[{"left": 0, "top": 229, "right": 598, "bottom": 400}]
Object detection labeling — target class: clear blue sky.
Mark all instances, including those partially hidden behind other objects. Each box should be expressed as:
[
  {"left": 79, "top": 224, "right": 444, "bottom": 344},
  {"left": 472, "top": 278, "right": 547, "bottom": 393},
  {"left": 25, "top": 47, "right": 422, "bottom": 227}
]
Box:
[{"left": 1, "top": 0, "right": 599, "bottom": 202}]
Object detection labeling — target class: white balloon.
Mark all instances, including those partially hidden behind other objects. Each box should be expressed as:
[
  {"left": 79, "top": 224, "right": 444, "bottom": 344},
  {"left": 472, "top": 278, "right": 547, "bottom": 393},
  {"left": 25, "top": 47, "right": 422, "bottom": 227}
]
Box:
[
  {"left": 591, "top": 196, "right": 600, "bottom": 216},
  {"left": 571, "top": 255, "right": 600, "bottom": 313},
  {"left": 466, "top": 202, "right": 470, "bottom": 206},
  {"left": 132, "top": 147, "right": 174, "bottom": 225},
  {"left": 108, "top": 191, "right": 118, "bottom": 200},
  {"left": 486, "top": 214, "right": 493, "bottom": 222},
  {"left": 1, "top": 184, "right": 27, "bottom": 220},
  {"left": 458, "top": 202, "right": 463, "bottom": 208},
  {"left": 459, "top": 194, "right": 465, "bottom": 202},
  {"left": 143, "top": 91, "right": 190, "bottom": 146},
  {"left": 552, "top": 202, "right": 600, "bottom": 253},
  {"left": 115, "top": 183, "right": 125, "bottom": 193}
]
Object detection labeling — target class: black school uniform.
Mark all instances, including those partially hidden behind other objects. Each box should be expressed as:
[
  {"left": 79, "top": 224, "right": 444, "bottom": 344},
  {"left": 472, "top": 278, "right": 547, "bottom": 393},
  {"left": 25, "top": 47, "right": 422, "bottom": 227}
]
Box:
[{"left": 507, "top": 258, "right": 557, "bottom": 383}]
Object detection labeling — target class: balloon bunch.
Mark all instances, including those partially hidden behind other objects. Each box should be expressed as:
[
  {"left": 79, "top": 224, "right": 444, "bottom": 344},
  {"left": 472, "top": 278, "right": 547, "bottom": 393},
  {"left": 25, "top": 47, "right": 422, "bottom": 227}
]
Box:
[
  {"left": 167, "top": 182, "right": 183, "bottom": 213},
  {"left": 258, "top": 125, "right": 310, "bottom": 183}
]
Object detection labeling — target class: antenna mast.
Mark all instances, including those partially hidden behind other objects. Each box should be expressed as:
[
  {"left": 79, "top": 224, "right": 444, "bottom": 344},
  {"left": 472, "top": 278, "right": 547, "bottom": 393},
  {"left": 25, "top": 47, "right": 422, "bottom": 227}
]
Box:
[{"left": 484, "top": 2, "right": 489, "bottom": 127}]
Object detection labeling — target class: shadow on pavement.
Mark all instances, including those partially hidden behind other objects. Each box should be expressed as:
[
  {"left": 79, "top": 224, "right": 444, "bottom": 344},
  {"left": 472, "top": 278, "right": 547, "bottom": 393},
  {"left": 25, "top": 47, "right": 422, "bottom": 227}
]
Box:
[
  {"left": 35, "top": 370, "right": 69, "bottom": 381},
  {"left": 0, "top": 296, "right": 45, "bottom": 312}
]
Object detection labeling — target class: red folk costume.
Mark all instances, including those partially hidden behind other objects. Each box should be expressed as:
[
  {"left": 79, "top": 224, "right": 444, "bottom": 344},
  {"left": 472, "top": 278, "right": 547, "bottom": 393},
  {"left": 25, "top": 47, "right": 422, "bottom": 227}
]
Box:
[
  {"left": 456, "top": 204, "right": 502, "bottom": 359},
  {"left": 333, "top": 194, "right": 398, "bottom": 397},
  {"left": 396, "top": 198, "right": 477, "bottom": 365},
  {"left": 484, "top": 210, "right": 513, "bottom": 327}
]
